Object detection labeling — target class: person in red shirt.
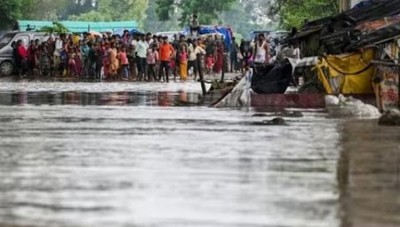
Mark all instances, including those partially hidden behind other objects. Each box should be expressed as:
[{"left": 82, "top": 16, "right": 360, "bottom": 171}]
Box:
[
  {"left": 158, "top": 36, "right": 175, "bottom": 82},
  {"left": 16, "top": 40, "right": 28, "bottom": 76}
]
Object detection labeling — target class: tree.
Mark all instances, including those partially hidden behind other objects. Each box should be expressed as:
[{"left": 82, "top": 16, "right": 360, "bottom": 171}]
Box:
[
  {"left": 71, "top": 0, "right": 149, "bottom": 24},
  {"left": 23, "top": 0, "right": 71, "bottom": 21},
  {"left": 156, "top": 0, "right": 237, "bottom": 27},
  {"left": 0, "top": 0, "right": 34, "bottom": 29},
  {"left": 266, "top": 0, "right": 339, "bottom": 29},
  {"left": 62, "top": 0, "right": 97, "bottom": 20},
  {"left": 220, "top": 1, "right": 275, "bottom": 39},
  {"left": 143, "top": 0, "right": 181, "bottom": 32},
  {"left": 69, "top": 10, "right": 111, "bottom": 22},
  {"left": 38, "top": 21, "right": 70, "bottom": 34},
  {"left": 239, "top": 0, "right": 338, "bottom": 29}
]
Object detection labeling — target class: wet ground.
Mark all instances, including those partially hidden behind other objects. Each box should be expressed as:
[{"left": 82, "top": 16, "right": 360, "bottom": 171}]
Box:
[{"left": 0, "top": 80, "right": 398, "bottom": 227}]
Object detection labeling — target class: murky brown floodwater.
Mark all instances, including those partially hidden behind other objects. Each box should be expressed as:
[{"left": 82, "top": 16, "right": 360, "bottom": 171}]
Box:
[
  {"left": 338, "top": 120, "right": 400, "bottom": 227},
  {"left": 0, "top": 80, "right": 398, "bottom": 227}
]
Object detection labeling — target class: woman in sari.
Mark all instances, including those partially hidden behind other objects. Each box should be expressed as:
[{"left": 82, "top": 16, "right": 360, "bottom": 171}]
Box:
[
  {"left": 178, "top": 44, "right": 188, "bottom": 81},
  {"left": 109, "top": 43, "right": 119, "bottom": 78}
]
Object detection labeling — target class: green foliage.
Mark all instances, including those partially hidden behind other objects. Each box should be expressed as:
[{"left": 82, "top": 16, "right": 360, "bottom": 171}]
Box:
[
  {"left": 70, "top": 0, "right": 149, "bottom": 25},
  {"left": 268, "top": 0, "right": 339, "bottom": 29},
  {"left": 0, "top": 0, "right": 34, "bottom": 29},
  {"left": 70, "top": 10, "right": 112, "bottom": 22},
  {"left": 38, "top": 21, "right": 70, "bottom": 34},
  {"left": 63, "top": 0, "right": 97, "bottom": 20},
  {"left": 143, "top": 0, "right": 181, "bottom": 32},
  {"left": 21, "top": 0, "right": 70, "bottom": 21},
  {"left": 220, "top": 1, "right": 274, "bottom": 39},
  {"left": 156, "top": 0, "right": 237, "bottom": 26}
]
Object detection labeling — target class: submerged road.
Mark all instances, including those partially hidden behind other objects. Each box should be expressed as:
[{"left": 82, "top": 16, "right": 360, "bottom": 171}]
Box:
[{"left": 0, "top": 80, "right": 397, "bottom": 227}]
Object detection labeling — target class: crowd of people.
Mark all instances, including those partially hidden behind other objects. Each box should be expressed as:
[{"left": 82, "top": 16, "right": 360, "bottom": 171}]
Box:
[{"left": 11, "top": 30, "right": 259, "bottom": 82}]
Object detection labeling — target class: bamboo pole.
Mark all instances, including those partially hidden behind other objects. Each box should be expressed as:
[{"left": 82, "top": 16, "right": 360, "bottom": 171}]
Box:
[{"left": 197, "top": 53, "right": 206, "bottom": 95}]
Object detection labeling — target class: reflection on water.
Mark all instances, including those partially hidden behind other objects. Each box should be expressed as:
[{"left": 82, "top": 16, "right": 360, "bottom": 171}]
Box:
[
  {"left": 0, "top": 91, "right": 201, "bottom": 106},
  {"left": 338, "top": 120, "right": 400, "bottom": 227}
]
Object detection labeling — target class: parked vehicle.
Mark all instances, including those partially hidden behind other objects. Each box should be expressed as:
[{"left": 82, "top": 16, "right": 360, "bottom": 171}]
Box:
[
  {"left": 155, "top": 31, "right": 183, "bottom": 41},
  {"left": 0, "top": 31, "right": 50, "bottom": 76}
]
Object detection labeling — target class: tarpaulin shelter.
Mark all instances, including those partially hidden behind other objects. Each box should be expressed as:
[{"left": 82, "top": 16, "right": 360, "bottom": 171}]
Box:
[
  {"left": 315, "top": 48, "right": 375, "bottom": 94},
  {"left": 17, "top": 20, "right": 138, "bottom": 33},
  {"left": 183, "top": 25, "right": 234, "bottom": 50}
]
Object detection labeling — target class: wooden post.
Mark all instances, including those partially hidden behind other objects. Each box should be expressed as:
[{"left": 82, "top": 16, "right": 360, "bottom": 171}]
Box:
[
  {"left": 220, "top": 53, "right": 225, "bottom": 83},
  {"left": 197, "top": 54, "right": 206, "bottom": 95},
  {"left": 398, "top": 65, "right": 400, "bottom": 109}
]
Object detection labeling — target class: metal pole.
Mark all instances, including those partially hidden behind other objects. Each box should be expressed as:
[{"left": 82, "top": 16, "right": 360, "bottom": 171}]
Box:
[{"left": 197, "top": 54, "right": 206, "bottom": 96}]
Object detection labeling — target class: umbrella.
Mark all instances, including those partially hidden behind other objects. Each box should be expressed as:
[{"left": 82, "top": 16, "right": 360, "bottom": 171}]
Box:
[
  {"left": 88, "top": 31, "right": 103, "bottom": 37},
  {"left": 129, "top": 29, "right": 144, "bottom": 37}
]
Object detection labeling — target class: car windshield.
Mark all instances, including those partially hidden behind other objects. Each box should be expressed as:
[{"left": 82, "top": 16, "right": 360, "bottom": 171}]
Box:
[{"left": 0, "top": 33, "right": 15, "bottom": 48}]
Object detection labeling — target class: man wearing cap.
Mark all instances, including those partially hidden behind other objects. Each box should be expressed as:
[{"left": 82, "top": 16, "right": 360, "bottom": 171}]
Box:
[{"left": 158, "top": 37, "right": 175, "bottom": 82}]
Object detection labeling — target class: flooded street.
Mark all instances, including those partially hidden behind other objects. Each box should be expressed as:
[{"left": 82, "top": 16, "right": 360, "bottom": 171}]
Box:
[{"left": 0, "top": 81, "right": 397, "bottom": 227}]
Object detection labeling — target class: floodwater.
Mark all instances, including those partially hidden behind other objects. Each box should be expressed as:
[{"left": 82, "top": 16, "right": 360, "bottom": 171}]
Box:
[{"left": 0, "top": 80, "right": 397, "bottom": 227}]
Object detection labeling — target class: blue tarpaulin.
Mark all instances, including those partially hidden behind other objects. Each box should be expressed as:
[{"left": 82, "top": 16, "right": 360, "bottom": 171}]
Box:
[
  {"left": 352, "top": 0, "right": 374, "bottom": 9},
  {"left": 183, "top": 25, "right": 233, "bottom": 50}
]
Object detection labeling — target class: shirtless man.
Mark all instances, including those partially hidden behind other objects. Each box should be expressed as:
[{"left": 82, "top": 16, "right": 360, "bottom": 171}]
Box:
[{"left": 190, "top": 14, "right": 200, "bottom": 36}]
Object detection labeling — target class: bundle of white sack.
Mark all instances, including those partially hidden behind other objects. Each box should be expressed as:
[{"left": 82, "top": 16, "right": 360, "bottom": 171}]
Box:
[{"left": 324, "top": 94, "right": 381, "bottom": 118}]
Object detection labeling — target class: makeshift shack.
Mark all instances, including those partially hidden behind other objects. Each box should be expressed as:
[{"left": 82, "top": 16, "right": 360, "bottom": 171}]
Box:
[{"left": 285, "top": 0, "right": 400, "bottom": 110}]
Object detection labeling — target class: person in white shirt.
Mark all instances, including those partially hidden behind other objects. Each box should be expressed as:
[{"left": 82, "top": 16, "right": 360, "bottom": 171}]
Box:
[
  {"left": 188, "top": 39, "right": 205, "bottom": 80},
  {"left": 253, "top": 33, "right": 269, "bottom": 65},
  {"left": 136, "top": 34, "right": 149, "bottom": 81}
]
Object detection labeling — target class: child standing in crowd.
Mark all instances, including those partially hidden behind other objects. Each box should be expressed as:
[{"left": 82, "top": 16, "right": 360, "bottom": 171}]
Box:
[
  {"left": 118, "top": 46, "right": 129, "bottom": 80},
  {"left": 146, "top": 44, "right": 159, "bottom": 82},
  {"left": 68, "top": 49, "right": 78, "bottom": 77},
  {"left": 178, "top": 45, "right": 188, "bottom": 81},
  {"left": 12, "top": 28, "right": 237, "bottom": 81},
  {"left": 206, "top": 54, "right": 214, "bottom": 76}
]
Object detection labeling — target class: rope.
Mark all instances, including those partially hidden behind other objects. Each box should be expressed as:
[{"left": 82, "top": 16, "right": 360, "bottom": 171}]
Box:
[{"left": 322, "top": 56, "right": 373, "bottom": 75}]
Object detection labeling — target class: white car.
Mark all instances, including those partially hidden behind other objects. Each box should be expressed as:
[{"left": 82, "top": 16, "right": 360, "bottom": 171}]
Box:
[{"left": 155, "top": 31, "right": 183, "bottom": 41}]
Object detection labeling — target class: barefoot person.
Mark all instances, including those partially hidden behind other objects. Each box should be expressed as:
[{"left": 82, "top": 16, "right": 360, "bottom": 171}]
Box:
[
  {"left": 158, "top": 37, "right": 175, "bottom": 82},
  {"left": 178, "top": 44, "right": 188, "bottom": 81}
]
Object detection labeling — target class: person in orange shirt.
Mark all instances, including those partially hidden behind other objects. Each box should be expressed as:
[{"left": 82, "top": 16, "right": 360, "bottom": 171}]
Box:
[{"left": 158, "top": 36, "right": 175, "bottom": 82}]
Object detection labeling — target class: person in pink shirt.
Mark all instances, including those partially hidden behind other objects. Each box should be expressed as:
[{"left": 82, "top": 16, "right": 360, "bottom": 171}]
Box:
[
  {"left": 147, "top": 44, "right": 159, "bottom": 82},
  {"left": 118, "top": 46, "right": 129, "bottom": 80}
]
